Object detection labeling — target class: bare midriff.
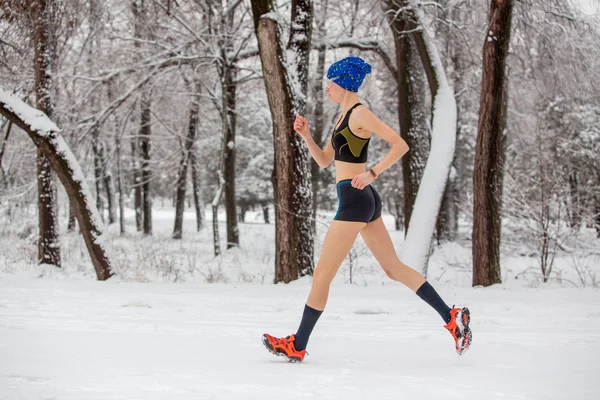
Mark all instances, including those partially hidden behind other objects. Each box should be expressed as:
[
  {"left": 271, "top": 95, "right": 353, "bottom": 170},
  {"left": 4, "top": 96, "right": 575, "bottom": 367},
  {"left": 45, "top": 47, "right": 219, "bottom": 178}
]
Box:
[{"left": 335, "top": 160, "right": 367, "bottom": 183}]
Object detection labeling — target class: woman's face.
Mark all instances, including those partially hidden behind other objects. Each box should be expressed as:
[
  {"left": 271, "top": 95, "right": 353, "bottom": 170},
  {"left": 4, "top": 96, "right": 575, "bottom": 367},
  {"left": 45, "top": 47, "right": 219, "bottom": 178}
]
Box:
[{"left": 325, "top": 80, "right": 344, "bottom": 103}]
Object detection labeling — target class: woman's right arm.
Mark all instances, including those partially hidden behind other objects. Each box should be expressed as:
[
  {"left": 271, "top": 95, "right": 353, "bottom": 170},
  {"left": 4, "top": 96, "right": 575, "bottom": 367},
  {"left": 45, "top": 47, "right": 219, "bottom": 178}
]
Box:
[
  {"left": 294, "top": 114, "right": 334, "bottom": 168},
  {"left": 303, "top": 134, "right": 334, "bottom": 168}
]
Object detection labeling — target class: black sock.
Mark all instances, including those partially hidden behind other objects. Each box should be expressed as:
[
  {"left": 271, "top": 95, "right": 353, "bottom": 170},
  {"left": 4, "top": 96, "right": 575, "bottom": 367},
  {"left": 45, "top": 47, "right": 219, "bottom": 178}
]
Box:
[
  {"left": 294, "top": 304, "right": 323, "bottom": 351},
  {"left": 416, "top": 281, "right": 452, "bottom": 323}
]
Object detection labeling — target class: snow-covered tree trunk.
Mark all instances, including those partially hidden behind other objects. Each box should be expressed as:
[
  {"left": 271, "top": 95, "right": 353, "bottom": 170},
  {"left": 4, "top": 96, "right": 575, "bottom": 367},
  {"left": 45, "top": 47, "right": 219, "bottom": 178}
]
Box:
[
  {"left": 310, "top": 0, "right": 328, "bottom": 235},
  {"left": 399, "top": 7, "right": 457, "bottom": 273},
  {"left": 0, "top": 89, "right": 113, "bottom": 280},
  {"left": 173, "top": 79, "right": 201, "bottom": 240},
  {"left": 472, "top": 0, "right": 513, "bottom": 287},
  {"left": 385, "top": 0, "right": 430, "bottom": 233},
  {"left": 251, "top": 0, "right": 314, "bottom": 282},
  {"left": 31, "top": 0, "right": 60, "bottom": 267},
  {"left": 0, "top": 120, "right": 11, "bottom": 189}
]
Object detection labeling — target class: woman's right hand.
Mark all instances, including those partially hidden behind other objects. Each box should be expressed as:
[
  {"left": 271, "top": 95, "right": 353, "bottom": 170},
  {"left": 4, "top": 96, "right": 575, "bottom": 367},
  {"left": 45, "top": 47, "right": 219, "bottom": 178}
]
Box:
[{"left": 293, "top": 114, "right": 310, "bottom": 139}]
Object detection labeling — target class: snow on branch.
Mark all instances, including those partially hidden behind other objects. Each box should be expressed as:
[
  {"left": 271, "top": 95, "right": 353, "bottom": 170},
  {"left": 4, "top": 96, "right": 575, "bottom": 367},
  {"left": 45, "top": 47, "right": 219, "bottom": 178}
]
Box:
[
  {"left": 0, "top": 88, "right": 113, "bottom": 280},
  {"left": 0, "top": 88, "right": 60, "bottom": 137}
]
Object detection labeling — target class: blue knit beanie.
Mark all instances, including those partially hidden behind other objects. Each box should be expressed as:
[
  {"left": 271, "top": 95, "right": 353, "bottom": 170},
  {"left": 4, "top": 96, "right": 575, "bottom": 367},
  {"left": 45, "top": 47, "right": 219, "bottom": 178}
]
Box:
[{"left": 326, "top": 56, "right": 372, "bottom": 92}]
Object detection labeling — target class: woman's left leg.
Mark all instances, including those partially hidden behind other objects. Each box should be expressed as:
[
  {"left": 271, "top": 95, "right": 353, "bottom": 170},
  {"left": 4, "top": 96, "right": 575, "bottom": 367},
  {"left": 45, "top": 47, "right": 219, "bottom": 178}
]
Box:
[{"left": 359, "top": 216, "right": 451, "bottom": 323}]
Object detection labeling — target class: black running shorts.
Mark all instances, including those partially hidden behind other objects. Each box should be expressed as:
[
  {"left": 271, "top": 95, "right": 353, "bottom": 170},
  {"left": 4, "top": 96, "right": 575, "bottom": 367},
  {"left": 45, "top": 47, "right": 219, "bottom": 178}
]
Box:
[{"left": 334, "top": 179, "right": 382, "bottom": 223}]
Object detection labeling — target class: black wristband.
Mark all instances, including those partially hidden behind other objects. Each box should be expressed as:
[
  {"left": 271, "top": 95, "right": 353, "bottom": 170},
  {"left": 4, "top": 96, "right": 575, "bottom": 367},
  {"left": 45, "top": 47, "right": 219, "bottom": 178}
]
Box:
[{"left": 369, "top": 168, "right": 378, "bottom": 179}]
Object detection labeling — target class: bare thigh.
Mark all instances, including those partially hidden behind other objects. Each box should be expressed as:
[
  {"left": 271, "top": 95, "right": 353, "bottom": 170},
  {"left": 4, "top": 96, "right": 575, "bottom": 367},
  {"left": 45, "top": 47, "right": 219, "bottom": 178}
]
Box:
[
  {"left": 307, "top": 220, "right": 366, "bottom": 309},
  {"left": 360, "top": 217, "right": 425, "bottom": 291}
]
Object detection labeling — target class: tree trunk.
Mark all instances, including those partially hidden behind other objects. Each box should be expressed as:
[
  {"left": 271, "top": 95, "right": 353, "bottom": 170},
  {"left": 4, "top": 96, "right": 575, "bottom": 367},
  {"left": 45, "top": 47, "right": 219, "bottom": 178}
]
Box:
[
  {"left": 92, "top": 138, "right": 104, "bottom": 223},
  {"left": 67, "top": 201, "right": 77, "bottom": 232},
  {"left": 568, "top": 171, "right": 581, "bottom": 229},
  {"left": 31, "top": 0, "right": 60, "bottom": 267},
  {"left": 0, "top": 90, "right": 113, "bottom": 280},
  {"left": 595, "top": 194, "right": 600, "bottom": 238},
  {"left": 472, "top": 0, "right": 513, "bottom": 287},
  {"left": 173, "top": 80, "right": 201, "bottom": 239},
  {"left": 140, "top": 94, "right": 152, "bottom": 236},
  {"left": 116, "top": 133, "right": 125, "bottom": 234},
  {"left": 251, "top": 0, "right": 314, "bottom": 282},
  {"left": 190, "top": 149, "right": 204, "bottom": 231},
  {"left": 131, "top": 139, "right": 143, "bottom": 231},
  {"left": 436, "top": 167, "right": 459, "bottom": 242},
  {"left": 223, "top": 64, "right": 239, "bottom": 249},
  {"left": 389, "top": 6, "right": 457, "bottom": 273},
  {"left": 262, "top": 202, "right": 270, "bottom": 224},
  {"left": 102, "top": 143, "right": 116, "bottom": 225},
  {"left": 0, "top": 120, "right": 11, "bottom": 189},
  {"left": 310, "top": 0, "right": 328, "bottom": 235},
  {"left": 385, "top": 2, "right": 429, "bottom": 232}
]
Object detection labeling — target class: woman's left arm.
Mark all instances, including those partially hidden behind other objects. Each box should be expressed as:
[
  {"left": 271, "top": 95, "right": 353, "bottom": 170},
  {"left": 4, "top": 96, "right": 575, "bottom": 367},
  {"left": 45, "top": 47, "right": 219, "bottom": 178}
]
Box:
[{"left": 351, "top": 108, "right": 410, "bottom": 189}]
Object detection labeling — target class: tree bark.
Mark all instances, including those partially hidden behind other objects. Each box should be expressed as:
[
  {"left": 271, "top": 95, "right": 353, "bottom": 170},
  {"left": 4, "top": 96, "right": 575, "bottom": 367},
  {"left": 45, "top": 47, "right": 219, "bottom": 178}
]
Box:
[
  {"left": 387, "top": 6, "right": 457, "bottom": 273},
  {"left": 116, "top": 133, "right": 125, "bottom": 234},
  {"left": 472, "top": 0, "right": 513, "bottom": 287},
  {"left": 595, "top": 193, "right": 600, "bottom": 238},
  {"left": 102, "top": 144, "right": 116, "bottom": 225},
  {"left": 131, "top": 139, "right": 143, "bottom": 231},
  {"left": 251, "top": 0, "right": 314, "bottom": 282},
  {"left": 140, "top": 94, "right": 152, "bottom": 235},
  {"left": 190, "top": 149, "right": 204, "bottom": 231},
  {"left": 173, "top": 79, "right": 201, "bottom": 239},
  {"left": 0, "top": 120, "right": 11, "bottom": 188},
  {"left": 31, "top": 0, "right": 60, "bottom": 267},
  {"left": 436, "top": 167, "right": 459, "bottom": 242},
  {"left": 568, "top": 171, "right": 581, "bottom": 229},
  {"left": 67, "top": 201, "right": 77, "bottom": 232},
  {"left": 385, "top": 1, "right": 424, "bottom": 232},
  {"left": 0, "top": 91, "right": 113, "bottom": 280},
  {"left": 92, "top": 137, "right": 104, "bottom": 223},
  {"left": 222, "top": 64, "right": 239, "bottom": 248},
  {"left": 310, "top": 1, "right": 328, "bottom": 235}
]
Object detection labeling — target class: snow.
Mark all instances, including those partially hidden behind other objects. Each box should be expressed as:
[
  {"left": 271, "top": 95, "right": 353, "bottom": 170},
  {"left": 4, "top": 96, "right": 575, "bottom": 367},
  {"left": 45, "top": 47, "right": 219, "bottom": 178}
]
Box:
[
  {"left": 0, "top": 88, "right": 60, "bottom": 137},
  {"left": 1, "top": 276, "right": 599, "bottom": 399},
  {"left": 400, "top": 11, "right": 458, "bottom": 273},
  {"left": 1, "top": 206, "right": 599, "bottom": 399}
]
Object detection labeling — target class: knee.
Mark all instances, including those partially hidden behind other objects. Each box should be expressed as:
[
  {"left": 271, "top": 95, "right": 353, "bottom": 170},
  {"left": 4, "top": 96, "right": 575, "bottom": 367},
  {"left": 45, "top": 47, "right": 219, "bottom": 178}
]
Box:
[
  {"left": 312, "top": 266, "right": 335, "bottom": 287},
  {"left": 380, "top": 257, "right": 405, "bottom": 279}
]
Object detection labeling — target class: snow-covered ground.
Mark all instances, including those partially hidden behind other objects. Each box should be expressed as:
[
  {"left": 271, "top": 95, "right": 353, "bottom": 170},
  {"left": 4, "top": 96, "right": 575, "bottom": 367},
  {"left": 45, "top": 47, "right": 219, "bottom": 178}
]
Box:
[{"left": 1, "top": 205, "right": 599, "bottom": 399}]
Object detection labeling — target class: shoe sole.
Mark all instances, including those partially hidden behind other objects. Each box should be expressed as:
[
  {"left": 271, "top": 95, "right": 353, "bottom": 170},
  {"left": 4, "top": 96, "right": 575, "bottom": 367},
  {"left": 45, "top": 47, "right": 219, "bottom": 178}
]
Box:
[
  {"left": 457, "top": 308, "right": 472, "bottom": 355},
  {"left": 261, "top": 334, "right": 303, "bottom": 363}
]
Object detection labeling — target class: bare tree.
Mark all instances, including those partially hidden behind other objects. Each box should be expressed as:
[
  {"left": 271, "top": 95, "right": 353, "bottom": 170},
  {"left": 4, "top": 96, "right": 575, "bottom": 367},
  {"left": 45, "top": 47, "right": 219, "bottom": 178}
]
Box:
[{"left": 173, "top": 77, "right": 201, "bottom": 239}]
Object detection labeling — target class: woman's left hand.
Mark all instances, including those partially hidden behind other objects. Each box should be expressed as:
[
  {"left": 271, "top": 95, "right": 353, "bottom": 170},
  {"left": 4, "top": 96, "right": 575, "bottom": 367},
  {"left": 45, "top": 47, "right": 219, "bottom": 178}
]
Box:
[{"left": 351, "top": 172, "right": 374, "bottom": 190}]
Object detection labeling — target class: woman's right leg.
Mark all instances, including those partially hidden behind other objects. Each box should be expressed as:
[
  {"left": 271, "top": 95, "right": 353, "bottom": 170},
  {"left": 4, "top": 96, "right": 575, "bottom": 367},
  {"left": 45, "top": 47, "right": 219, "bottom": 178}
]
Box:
[
  {"left": 292, "top": 219, "right": 365, "bottom": 352},
  {"left": 307, "top": 220, "right": 366, "bottom": 309}
]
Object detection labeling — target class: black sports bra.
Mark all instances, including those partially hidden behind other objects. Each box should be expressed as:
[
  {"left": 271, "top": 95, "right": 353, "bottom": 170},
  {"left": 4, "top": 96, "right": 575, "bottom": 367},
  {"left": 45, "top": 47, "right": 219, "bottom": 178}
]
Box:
[{"left": 331, "top": 103, "right": 370, "bottom": 163}]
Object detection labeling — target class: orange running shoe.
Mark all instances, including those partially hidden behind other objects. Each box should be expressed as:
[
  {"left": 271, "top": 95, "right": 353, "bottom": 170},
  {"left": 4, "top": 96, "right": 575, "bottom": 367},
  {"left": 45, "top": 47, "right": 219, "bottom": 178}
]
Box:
[
  {"left": 262, "top": 333, "right": 306, "bottom": 363},
  {"left": 444, "top": 307, "right": 472, "bottom": 355}
]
